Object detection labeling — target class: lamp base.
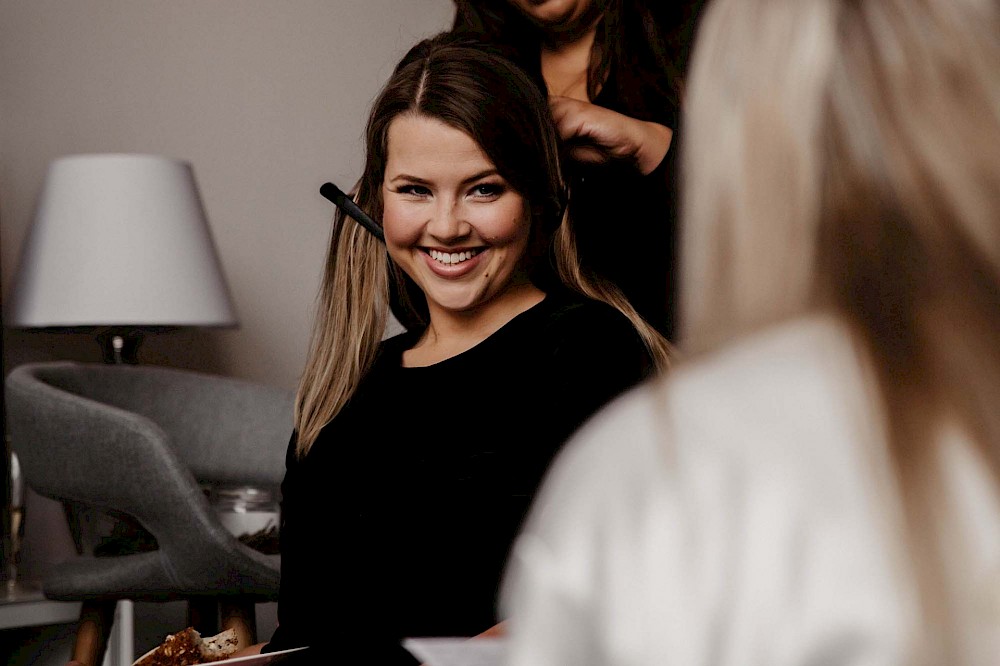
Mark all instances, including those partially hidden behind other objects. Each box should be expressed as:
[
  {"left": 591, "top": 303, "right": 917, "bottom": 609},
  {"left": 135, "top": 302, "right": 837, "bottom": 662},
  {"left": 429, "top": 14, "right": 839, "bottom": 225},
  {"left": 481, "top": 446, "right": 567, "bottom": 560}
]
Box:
[{"left": 95, "top": 329, "right": 145, "bottom": 365}]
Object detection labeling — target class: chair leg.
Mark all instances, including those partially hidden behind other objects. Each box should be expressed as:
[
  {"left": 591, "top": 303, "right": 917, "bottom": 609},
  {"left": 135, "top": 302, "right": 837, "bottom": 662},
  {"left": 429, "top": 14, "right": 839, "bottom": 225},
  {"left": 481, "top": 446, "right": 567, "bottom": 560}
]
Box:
[
  {"left": 71, "top": 599, "right": 117, "bottom": 666},
  {"left": 220, "top": 599, "right": 257, "bottom": 648}
]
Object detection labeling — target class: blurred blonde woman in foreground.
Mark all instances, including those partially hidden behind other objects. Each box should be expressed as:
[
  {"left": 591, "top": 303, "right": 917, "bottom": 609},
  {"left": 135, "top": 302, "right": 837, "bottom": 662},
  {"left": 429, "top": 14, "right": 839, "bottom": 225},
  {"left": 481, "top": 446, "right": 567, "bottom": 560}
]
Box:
[{"left": 500, "top": 0, "right": 1000, "bottom": 663}]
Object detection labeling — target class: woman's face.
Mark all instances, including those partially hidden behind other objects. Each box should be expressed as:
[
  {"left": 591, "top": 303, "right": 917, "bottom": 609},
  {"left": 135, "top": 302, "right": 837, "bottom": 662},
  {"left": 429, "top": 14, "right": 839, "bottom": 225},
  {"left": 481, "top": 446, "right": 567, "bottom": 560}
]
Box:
[
  {"left": 382, "top": 113, "right": 534, "bottom": 321},
  {"left": 504, "top": 0, "right": 599, "bottom": 32}
]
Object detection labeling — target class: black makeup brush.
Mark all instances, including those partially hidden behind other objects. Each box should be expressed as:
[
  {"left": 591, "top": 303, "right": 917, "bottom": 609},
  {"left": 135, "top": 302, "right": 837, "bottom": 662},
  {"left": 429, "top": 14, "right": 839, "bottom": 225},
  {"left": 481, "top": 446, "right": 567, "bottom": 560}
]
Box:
[{"left": 320, "top": 182, "right": 385, "bottom": 243}]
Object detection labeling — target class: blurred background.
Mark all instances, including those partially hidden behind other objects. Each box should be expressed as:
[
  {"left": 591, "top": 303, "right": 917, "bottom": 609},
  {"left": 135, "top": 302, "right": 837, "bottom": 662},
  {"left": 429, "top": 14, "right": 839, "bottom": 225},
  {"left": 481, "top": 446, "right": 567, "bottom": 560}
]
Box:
[{"left": 0, "top": 1, "right": 454, "bottom": 663}]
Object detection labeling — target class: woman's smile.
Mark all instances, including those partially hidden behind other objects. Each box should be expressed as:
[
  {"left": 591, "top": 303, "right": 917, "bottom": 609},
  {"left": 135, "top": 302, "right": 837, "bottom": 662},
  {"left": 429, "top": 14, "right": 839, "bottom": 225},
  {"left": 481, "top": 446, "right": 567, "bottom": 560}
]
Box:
[
  {"left": 421, "top": 247, "right": 487, "bottom": 279},
  {"left": 427, "top": 247, "right": 482, "bottom": 266}
]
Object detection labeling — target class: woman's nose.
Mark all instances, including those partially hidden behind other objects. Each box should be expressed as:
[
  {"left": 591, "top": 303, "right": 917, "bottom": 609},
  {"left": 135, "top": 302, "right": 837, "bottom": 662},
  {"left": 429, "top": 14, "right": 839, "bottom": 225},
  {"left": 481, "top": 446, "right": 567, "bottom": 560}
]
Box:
[{"left": 427, "top": 200, "right": 471, "bottom": 240}]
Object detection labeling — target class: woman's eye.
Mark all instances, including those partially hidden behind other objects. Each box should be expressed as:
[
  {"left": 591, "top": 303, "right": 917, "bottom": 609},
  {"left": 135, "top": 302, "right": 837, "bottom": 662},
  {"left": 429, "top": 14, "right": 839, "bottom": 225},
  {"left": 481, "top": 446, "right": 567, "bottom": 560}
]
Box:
[
  {"left": 471, "top": 183, "right": 504, "bottom": 198},
  {"left": 397, "top": 184, "right": 431, "bottom": 197}
]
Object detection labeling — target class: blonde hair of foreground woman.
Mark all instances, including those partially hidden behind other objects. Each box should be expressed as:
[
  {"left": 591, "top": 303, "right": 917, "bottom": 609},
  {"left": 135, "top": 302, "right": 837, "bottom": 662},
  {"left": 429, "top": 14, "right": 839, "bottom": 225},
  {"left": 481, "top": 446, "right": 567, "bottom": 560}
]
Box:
[
  {"left": 502, "top": 0, "right": 1000, "bottom": 663},
  {"left": 682, "top": 0, "right": 1000, "bottom": 658}
]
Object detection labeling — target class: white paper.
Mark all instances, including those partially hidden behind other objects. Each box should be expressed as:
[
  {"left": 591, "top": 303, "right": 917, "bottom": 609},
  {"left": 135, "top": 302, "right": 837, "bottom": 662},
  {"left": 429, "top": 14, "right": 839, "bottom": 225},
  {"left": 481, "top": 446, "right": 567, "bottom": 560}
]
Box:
[{"left": 402, "top": 637, "right": 507, "bottom": 666}]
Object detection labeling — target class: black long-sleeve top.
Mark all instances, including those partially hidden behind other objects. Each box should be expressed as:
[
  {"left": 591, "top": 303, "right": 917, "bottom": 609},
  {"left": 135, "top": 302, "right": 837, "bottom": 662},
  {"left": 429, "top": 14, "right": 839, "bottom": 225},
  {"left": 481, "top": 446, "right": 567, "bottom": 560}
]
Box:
[
  {"left": 264, "top": 291, "right": 656, "bottom": 664},
  {"left": 566, "top": 72, "right": 682, "bottom": 342}
]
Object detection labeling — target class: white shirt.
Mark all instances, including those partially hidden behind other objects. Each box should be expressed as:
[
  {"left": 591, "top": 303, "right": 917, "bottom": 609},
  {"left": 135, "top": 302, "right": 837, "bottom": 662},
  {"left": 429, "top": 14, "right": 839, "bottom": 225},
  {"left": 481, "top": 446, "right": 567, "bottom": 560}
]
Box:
[{"left": 501, "top": 316, "right": 1000, "bottom": 666}]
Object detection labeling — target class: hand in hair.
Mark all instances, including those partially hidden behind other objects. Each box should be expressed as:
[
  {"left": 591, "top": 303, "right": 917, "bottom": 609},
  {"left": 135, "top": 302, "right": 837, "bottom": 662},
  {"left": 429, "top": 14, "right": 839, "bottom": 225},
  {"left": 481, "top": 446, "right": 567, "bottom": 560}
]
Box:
[{"left": 548, "top": 95, "right": 673, "bottom": 176}]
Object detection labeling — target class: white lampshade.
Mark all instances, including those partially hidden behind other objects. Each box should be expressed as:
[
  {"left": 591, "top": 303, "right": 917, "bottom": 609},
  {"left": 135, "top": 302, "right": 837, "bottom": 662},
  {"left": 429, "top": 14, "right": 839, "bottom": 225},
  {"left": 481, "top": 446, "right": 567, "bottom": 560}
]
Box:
[{"left": 7, "top": 154, "right": 237, "bottom": 328}]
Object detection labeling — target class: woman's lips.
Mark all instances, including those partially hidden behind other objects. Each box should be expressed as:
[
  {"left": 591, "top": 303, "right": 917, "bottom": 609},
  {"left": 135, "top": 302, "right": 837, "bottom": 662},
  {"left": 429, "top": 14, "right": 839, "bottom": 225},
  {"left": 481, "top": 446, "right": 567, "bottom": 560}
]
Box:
[{"left": 421, "top": 248, "right": 485, "bottom": 278}]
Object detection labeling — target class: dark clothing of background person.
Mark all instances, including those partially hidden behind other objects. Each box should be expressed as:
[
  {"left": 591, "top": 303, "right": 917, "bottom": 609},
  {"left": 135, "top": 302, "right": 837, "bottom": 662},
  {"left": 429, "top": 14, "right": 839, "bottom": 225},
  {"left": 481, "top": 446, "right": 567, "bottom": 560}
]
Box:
[
  {"left": 567, "top": 73, "right": 681, "bottom": 341},
  {"left": 263, "top": 291, "right": 656, "bottom": 664},
  {"left": 444, "top": 1, "right": 707, "bottom": 341}
]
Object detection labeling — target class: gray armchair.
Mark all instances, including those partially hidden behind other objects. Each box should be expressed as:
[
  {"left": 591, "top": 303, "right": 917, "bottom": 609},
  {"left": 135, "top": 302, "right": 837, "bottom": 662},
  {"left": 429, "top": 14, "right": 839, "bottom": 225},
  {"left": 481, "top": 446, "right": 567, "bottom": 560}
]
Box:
[{"left": 4, "top": 361, "right": 295, "bottom": 666}]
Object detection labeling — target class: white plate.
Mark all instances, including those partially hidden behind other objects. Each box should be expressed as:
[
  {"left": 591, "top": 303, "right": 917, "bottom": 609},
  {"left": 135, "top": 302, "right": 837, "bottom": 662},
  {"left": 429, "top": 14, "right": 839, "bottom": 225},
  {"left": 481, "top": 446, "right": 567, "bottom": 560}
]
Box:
[
  {"left": 133, "top": 646, "right": 309, "bottom": 666},
  {"left": 403, "top": 638, "right": 506, "bottom": 666},
  {"left": 208, "top": 646, "right": 310, "bottom": 664}
]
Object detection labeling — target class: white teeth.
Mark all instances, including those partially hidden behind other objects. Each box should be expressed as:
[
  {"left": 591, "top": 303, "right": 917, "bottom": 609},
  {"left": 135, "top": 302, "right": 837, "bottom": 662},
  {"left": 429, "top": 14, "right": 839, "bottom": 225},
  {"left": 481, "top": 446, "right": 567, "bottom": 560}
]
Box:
[{"left": 429, "top": 249, "right": 479, "bottom": 265}]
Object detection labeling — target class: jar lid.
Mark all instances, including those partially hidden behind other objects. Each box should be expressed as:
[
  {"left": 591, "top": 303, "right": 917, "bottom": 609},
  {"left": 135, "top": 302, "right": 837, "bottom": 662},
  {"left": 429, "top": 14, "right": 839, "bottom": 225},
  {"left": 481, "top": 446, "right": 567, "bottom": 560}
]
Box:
[{"left": 208, "top": 485, "right": 278, "bottom": 511}]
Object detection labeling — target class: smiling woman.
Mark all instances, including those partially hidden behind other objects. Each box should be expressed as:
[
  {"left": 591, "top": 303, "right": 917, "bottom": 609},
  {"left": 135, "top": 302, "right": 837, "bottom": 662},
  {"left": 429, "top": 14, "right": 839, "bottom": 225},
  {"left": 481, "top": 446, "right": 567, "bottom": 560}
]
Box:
[
  {"left": 382, "top": 115, "right": 543, "bottom": 365},
  {"left": 247, "top": 30, "right": 672, "bottom": 665}
]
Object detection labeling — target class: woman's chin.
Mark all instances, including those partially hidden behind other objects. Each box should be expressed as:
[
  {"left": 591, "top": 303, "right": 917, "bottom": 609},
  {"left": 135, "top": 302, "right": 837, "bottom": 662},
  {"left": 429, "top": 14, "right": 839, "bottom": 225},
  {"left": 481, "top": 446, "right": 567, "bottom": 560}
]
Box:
[
  {"left": 425, "top": 294, "right": 486, "bottom": 315},
  {"left": 422, "top": 282, "right": 502, "bottom": 316}
]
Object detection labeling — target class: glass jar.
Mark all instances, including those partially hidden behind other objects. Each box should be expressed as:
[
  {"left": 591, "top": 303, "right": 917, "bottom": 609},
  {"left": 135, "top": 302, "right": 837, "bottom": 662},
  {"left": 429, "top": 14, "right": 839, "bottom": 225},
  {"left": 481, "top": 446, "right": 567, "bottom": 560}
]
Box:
[{"left": 206, "top": 485, "right": 280, "bottom": 554}]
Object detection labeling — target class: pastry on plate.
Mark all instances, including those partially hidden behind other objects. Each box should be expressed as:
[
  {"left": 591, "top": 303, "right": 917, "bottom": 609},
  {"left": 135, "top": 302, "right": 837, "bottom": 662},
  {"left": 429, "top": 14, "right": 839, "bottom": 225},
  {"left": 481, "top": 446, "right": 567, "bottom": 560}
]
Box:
[{"left": 132, "top": 626, "right": 239, "bottom": 666}]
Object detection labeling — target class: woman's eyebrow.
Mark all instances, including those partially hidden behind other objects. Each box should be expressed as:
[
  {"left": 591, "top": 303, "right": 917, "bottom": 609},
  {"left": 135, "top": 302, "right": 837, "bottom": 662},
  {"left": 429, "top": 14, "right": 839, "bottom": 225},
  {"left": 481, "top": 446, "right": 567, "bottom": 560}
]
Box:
[
  {"left": 388, "top": 173, "right": 431, "bottom": 185},
  {"left": 461, "top": 169, "right": 500, "bottom": 185},
  {"left": 387, "top": 168, "right": 501, "bottom": 186}
]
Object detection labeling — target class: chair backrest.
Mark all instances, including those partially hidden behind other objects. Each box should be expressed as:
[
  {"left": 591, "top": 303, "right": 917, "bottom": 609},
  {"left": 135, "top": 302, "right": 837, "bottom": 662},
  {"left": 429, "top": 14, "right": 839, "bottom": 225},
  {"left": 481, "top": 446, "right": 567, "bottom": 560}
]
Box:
[
  {"left": 4, "top": 361, "right": 295, "bottom": 600},
  {"left": 22, "top": 361, "right": 294, "bottom": 486}
]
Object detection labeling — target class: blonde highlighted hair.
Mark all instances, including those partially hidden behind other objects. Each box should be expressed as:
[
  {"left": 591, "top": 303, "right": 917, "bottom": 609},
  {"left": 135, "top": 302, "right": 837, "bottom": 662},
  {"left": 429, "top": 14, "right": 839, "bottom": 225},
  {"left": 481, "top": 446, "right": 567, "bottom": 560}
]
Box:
[{"left": 683, "top": 0, "right": 1000, "bottom": 658}]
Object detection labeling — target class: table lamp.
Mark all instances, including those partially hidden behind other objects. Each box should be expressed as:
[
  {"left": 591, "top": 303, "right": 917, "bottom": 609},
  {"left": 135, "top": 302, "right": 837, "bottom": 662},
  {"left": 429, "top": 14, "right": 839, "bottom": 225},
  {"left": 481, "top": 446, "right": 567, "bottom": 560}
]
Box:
[{"left": 5, "top": 153, "right": 238, "bottom": 363}]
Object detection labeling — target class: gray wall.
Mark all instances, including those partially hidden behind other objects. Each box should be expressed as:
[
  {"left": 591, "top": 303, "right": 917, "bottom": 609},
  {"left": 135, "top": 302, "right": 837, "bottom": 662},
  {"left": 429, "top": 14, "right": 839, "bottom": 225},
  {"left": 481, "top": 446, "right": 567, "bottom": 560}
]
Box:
[
  {"left": 0, "top": 1, "right": 454, "bottom": 662},
  {"left": 1, "top": 0, "right": 452, "bottom": 386}
]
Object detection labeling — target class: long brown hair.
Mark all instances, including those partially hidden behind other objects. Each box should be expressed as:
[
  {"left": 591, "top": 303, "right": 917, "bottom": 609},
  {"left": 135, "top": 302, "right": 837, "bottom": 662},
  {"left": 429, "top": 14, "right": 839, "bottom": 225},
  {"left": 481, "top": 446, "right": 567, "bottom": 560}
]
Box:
[
  {"left": 683, "top": 0, "right": 1000, "bottom": 658},
  {"left": 294, "top": 32, "right": 672, "bottom": 457}
]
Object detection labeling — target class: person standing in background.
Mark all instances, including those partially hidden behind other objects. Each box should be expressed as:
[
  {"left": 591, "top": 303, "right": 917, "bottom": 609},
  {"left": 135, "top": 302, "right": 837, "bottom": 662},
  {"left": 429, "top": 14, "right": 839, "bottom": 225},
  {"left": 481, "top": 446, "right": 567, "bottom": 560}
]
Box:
[
  {"left": 450, "top": 0, "right": 706, "bottom": 341},
  {"left": 500, "top": 0, "right": 1000, "bottom": 663}
]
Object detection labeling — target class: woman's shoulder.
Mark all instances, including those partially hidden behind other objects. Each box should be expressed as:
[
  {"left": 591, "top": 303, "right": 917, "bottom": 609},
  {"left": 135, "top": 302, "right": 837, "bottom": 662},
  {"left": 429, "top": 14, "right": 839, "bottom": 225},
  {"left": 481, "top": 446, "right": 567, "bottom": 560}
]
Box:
[
  {"left": 538, "top": 291, "right": 648, "bottom": 355},
  {"left": 542, "top": 315, "right": 870, "bottom": 489},
  {"left": 617, "top": 314, "right": 887, "bottom": 510},
  {"left": 501, "top": 317, "right": 913, "bottom": 661},
  {"left": 540, "top": 292, "right": 640, "bottom": 340},
  {"left": 509, "top": 315, "right": 883, "bottom": 577},
  {"left": 665, "top": 315, "right": 867, "bottom": 451},
  {"left": 535, "top": 292, "right": 656, "bottom": 387}
]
